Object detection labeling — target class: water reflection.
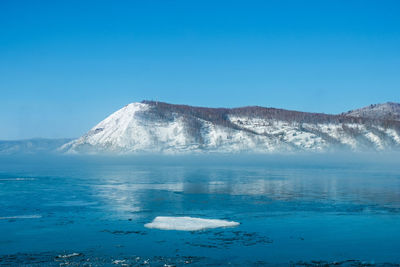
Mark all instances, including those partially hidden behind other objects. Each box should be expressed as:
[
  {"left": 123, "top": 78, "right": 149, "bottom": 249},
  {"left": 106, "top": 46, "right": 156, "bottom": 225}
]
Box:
[{"left": 89, "top": 164, "right": 400, "bottom": 219}]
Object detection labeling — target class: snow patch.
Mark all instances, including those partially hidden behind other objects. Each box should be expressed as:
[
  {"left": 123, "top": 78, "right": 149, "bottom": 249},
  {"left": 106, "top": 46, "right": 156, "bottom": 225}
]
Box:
[{"left": 144, "top": 216, "right": 239, "bottom": 231}]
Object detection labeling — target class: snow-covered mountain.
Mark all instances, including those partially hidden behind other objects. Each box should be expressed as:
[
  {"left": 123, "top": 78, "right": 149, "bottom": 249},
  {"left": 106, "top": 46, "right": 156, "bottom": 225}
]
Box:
[
  {"left": 343, "top": 102, "right": 400, "bottom": 121},
  {"left": 61, "top": 101, "right": 400, "bottom": 154},
  {"left": 0, "top": 138, "right": 73, "bottom": 155}
]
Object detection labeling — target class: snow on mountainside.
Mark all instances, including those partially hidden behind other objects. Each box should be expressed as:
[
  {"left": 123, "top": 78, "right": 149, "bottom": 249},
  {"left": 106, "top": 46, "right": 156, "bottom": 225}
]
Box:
[
  {"left": 61, "top": 101, "right": 400, "bottom": 154},
  {"left": 343, "top": 102, "right": 400, "bottom": 121}
]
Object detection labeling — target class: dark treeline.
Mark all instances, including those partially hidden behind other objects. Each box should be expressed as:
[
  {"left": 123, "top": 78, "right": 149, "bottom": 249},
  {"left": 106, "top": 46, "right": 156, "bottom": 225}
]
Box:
[{"left": 141, "top": 100, "right": 400, "bottom": 131}]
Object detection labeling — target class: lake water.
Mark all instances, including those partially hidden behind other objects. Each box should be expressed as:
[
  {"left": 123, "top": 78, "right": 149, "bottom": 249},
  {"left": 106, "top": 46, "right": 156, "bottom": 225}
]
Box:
[{"left": 0, "top": 154, "right": 400, "bottom": 266}]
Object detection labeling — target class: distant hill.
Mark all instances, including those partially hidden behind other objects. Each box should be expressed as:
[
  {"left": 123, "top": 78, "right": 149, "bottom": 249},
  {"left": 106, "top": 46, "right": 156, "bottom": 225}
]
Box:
[
  {"left": 0, "top": 138, "right": 73, "bottom": 155},
  {"left": 342, "top": 102, "right": 400, "bottom": 121},
  {"left": 60, "top": 101, "right": 400, "bottom": 154}
]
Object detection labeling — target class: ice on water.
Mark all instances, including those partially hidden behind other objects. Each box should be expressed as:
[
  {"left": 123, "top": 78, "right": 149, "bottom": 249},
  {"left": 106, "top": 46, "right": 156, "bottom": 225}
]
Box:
[
  {"left": 144, "top": 216, "right": 239, "bottom": 231},
  {"left": 0, "top": 215, "right": 42, "bottom": 220}
]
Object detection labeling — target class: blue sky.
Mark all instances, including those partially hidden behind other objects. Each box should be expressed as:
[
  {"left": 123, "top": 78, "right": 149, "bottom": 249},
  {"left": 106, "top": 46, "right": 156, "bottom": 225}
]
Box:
[{"left": 1, "top": 0, "right": 400, "bottom": 139}]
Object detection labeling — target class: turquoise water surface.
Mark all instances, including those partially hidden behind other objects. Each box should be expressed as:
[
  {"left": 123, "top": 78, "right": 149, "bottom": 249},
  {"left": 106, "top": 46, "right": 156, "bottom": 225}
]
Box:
[{"left": 0, "top": 155, "right": 399, "bottom": 266}]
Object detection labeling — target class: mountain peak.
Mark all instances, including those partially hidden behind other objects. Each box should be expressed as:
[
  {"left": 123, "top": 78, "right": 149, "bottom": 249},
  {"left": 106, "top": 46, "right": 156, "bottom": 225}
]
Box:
[{"left": 343, "top": 102, "right": 400, "bottom": 121}]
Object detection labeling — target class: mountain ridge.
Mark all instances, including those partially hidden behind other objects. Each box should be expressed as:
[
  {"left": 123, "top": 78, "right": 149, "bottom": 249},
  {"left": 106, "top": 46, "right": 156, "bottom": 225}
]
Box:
[
  {"left": 61, "top": 101, "right": 400, "bottom": 154},
  {"left": 0, "top": 138, "right": 74, "bottom": 155}
]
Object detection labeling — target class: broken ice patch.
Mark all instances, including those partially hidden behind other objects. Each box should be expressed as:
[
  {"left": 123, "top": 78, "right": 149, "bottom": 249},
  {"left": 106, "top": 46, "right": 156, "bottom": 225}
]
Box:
[
  {"left": 0, "top": 215, "right": 42, "bottom": 220},
  {"left": 144, "top": 216, "right": 239, "bottom": 231}
]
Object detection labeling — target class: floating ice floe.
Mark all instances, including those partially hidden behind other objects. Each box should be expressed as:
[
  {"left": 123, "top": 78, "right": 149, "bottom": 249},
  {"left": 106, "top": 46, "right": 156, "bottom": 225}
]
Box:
[
  {"left": 56, "top": 252, "right": 82, "bottom": 259},
  {"left": 0, "top": 178, "right": 35, "bottom": 181},
  {"left": 0, "top": 215, "right": 42, "bottom": 220},
  {"left": 112, "top": 259, "right": 126, "bottom": 265},
  {"left": 144, "top": 216, "right": 239, "bottom": 231}
]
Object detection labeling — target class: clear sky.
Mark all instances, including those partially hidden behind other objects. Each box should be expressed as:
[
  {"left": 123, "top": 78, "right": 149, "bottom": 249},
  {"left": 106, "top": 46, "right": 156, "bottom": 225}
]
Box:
[{"left": 1, "top": 0, "right": 400, "bottom": 139}]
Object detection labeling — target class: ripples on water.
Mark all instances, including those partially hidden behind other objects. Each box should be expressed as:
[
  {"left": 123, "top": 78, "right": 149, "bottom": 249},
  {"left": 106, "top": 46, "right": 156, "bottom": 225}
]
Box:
[{"left": 0, "top": 154, "right": 400, "bottom": 266}]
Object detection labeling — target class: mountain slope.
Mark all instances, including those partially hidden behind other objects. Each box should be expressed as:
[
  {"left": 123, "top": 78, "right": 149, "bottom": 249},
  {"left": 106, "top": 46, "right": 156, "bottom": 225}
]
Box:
[
  {"left": 343, "top": 102, "right": 400, "bottom": 121},
  {"left": 61, "top": 101, "right": 400, "bottom": 154}
]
